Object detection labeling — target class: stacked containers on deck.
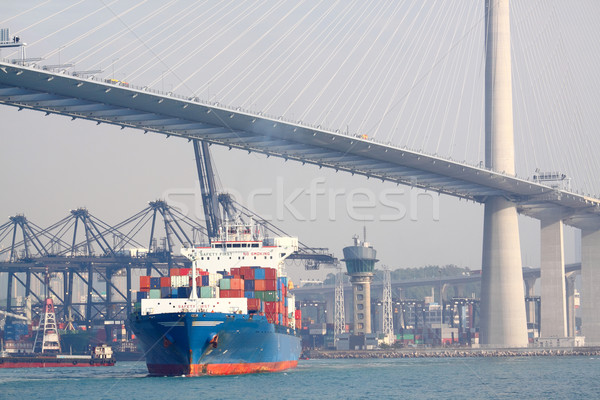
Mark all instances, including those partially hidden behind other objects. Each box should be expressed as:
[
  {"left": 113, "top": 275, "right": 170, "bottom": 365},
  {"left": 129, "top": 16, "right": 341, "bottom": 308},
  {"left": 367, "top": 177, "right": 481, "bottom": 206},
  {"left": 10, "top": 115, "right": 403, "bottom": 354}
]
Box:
[{"left": 137, "top": 265, "right": 295, "bottom": 329}]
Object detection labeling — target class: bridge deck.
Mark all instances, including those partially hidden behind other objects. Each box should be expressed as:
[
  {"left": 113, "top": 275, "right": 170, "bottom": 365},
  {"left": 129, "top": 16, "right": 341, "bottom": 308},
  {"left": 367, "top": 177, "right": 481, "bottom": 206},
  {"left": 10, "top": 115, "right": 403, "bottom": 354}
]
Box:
[{"left": 1, "top": 61, "right": 599, "bottom": 228}]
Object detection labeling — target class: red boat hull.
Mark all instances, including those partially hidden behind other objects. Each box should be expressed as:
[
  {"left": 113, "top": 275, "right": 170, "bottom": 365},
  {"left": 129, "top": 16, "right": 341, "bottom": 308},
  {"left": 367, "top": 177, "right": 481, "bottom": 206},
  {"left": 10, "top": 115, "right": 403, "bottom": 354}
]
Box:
[
  {"left": 147, "top": 360, "right": 298, "bottom": 376},
  {"left": 0, "top": 358, "right": 115, "bottom": 369}
]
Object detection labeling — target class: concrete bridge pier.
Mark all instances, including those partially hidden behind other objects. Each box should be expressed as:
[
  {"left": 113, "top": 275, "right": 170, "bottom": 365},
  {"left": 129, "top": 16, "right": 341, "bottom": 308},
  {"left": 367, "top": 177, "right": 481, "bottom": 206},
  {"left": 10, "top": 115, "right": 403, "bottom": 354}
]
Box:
[
  {"left": 480, "top": 0, "right": 528, "bottom": 347},
  {"left": 581, "top": 229, "right": 600, "bottom": 344},
  {"left": 524, "top": 277, "right": 537, "bottom": 326},
  {"left": 540, "top": 215, "right": 567, "bottom": 338},
  {"left": 565, "top": 272, "right": 577, "bottom": 337}
]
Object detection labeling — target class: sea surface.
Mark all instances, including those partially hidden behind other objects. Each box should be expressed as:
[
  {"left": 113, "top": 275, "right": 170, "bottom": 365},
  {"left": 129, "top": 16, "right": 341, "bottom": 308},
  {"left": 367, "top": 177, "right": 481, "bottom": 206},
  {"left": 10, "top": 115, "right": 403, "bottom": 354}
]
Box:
[{"left": 2, "top": 356, "right": 599, "bottom": 399}]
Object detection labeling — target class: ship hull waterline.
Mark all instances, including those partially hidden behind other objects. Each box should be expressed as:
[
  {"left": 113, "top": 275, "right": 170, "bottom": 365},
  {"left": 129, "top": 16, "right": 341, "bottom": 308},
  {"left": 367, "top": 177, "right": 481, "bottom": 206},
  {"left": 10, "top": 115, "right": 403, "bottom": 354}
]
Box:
[{"left": 130, "top": 311, "right": 301, "bottom": 377}]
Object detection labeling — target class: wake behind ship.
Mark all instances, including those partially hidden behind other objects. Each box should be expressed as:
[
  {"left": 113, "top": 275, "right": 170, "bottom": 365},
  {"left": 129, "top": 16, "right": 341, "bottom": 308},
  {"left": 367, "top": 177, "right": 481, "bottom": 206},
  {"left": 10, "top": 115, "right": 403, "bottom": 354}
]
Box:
[{"left": 130, "top": 221, "right": 302, "bottom": 376}]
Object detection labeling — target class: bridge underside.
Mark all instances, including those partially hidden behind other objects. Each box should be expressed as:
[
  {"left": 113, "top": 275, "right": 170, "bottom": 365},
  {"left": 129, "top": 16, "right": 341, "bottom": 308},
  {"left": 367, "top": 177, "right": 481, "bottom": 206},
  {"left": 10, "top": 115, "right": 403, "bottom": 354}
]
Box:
[{"left": 1, "top": 61, "right": 600, "bottom": 228}]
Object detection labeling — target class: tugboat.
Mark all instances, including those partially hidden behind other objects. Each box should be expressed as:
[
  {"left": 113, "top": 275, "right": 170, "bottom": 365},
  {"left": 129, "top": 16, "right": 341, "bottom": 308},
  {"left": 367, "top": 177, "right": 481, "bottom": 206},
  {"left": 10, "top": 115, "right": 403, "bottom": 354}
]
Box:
[{"left": 0, "top": 298, "right": 115, "bottom": 369}]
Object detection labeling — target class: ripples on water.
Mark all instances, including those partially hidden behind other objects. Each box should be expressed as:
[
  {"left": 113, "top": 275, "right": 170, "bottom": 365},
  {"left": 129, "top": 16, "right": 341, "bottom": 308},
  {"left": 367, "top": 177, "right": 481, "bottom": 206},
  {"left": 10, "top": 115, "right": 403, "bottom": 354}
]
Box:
[{"left": 2, "top": 356, "right": 599, "bottom": 400}]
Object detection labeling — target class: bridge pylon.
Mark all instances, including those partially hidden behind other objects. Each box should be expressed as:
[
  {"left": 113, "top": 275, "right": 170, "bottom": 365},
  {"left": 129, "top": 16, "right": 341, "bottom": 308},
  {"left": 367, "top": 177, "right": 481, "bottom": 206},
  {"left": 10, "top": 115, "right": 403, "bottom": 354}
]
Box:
[{"left": 480, "top": 0, "right": 528, "bottom": 347}]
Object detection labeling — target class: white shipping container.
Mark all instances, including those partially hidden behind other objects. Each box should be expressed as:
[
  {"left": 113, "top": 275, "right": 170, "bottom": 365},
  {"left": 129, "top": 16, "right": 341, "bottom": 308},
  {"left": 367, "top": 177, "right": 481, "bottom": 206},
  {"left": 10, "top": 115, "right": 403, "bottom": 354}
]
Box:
[{"left": 209, "top": 273, "right": 219, "bottom": 287}]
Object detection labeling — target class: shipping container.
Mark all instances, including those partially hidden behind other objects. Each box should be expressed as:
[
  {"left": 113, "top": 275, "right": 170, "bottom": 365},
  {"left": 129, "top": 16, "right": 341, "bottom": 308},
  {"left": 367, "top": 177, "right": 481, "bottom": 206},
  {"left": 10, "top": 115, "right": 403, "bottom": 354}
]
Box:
[
  {"left": 179, "top": 268, "right": 191, "bottom": 276},
  {"left": 140, "top": 276, "right": 151, "bottom": 290},
  {"left": 150, "top": 277, "right": 160, "bottom": 289},
  {"left": 170, "top": 268, "right": 180, "bottom": 276},
  {"left": 177, "top": 287, "right": 189, "bottom": 298},
  {"left": 254, "top": 291, "right": 265, "bottom": 301},
  {"left": 255, "top": 279, "right": 266, "bottom": 291},
  {"left": 136, "top": 291, "right": 148, "bottom": 302},
  {"left": 149, "top": 289, "right": 161, "bottom": 299},
  {"left": 265, "top": 280, "right": 277, "bottom": 291},
  {"left": 247, "top": 298, "right": 261, "bottom": 311},
  {"left": 219, "top": 279, "right": 231, "bottom": 290},
  {"left": 264, "top": 268, "right": 276, "bottom": 280},
  {"left": 244, "top": 280, "right": 255, "bottom": 291},
  {"left": 244, "top": 291, "right": 255, "bottom": 298},
  {"left": 264, "top": 291, "right": 278, "bottom": 302},
  {"left": 253, "top": 268, "right": 266, "bottom": 280},
  {"left": 200, "top": 286, "right": 218, "bottom": 298},
  {"left": 241, "top": 267, "right": 254, "bottom": 280},
  {"left": 161, "top": 286, "right": 171, "bottom": 298},
  {"left": 160, "top": 277, "right": 171, "bottom": 288},
  {"left": 230, "top": 278, "right": 244, "bottom": 290}
]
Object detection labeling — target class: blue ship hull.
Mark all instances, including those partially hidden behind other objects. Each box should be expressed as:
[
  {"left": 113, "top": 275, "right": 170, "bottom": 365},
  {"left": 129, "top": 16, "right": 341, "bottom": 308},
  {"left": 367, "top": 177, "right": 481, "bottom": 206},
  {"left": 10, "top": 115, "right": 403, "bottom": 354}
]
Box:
[{"left": 130, "top": 312, "right": 301, "bottom": 376}]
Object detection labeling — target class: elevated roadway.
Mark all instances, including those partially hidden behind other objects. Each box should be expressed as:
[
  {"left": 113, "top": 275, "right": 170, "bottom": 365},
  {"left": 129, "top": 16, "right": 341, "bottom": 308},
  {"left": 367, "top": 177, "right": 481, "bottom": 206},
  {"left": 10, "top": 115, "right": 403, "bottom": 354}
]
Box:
[
  {"left": 1, "top": 61, "right": 600, "bottom": 229},
  {"left": 291, "top": 263, "right": 581, "bottom": 298}
]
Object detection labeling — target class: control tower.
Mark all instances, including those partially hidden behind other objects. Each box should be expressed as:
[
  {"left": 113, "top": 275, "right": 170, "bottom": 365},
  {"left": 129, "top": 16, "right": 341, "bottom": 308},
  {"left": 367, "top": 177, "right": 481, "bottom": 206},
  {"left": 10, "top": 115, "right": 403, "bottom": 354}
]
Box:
[{"left": 342, "top": 233, "right": 378, "bottom": 335}]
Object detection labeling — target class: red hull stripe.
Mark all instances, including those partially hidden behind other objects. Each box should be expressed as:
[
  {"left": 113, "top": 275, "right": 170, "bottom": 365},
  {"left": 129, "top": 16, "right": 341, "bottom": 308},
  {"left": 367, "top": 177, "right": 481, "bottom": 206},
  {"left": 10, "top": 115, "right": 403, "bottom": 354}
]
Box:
[
  {"left": 148, "top": 360, "right": 298, "bottom": 376},
  {"left": 0, "top": 362, "right": 114, "bottom": 369}
]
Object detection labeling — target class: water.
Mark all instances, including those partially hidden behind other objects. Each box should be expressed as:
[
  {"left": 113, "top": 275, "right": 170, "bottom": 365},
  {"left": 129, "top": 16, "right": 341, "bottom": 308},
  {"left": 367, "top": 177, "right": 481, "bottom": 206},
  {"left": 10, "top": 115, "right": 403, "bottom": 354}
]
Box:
[{"left": 2, "top": 356, "right": 599, "bottom": 399}]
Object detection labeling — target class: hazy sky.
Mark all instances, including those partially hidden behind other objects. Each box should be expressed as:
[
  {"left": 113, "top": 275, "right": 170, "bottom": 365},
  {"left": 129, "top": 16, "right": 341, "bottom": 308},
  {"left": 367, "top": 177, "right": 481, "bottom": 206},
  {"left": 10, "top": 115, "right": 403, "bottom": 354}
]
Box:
[{"left": 1, "top": 1, "right": 596, "bottom": 285}]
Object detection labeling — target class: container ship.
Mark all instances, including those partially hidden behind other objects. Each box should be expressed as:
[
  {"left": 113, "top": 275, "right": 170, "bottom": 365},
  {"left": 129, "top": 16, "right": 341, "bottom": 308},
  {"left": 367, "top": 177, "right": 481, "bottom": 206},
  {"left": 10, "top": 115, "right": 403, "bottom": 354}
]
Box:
[
  {"left": 1, "top": 299, "right": 115, "bottom": 368},
  {"left": 130, "top": 221, "right": 302, "bottom": 376}
]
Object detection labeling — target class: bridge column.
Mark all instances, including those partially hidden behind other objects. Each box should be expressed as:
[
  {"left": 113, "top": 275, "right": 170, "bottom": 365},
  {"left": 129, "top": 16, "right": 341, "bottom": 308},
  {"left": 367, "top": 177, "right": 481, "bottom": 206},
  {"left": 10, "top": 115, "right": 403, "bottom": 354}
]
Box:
[
  {"left": 325, "top": 294, "right": 334, "bottom": 325},
  {"left": 565, "top": 272, "right": 577, "bottom": 337},
  {"left": 581, "top": 229, "right": 600, "bottom": 344},
  {"left": 454, "top": 284, "right": 465, "bottom": 298},
  {"left": 524, "top": 277, "right": 537, "bottom": 327},
  {"left": 540, "top": 216, "right": 567, "bottom": 338},
  {"left": 480, "top": 0, "right": 528, "bottom": 347},
  {"left": 6, "top": 271, "right": 14, "bottom": 312}
]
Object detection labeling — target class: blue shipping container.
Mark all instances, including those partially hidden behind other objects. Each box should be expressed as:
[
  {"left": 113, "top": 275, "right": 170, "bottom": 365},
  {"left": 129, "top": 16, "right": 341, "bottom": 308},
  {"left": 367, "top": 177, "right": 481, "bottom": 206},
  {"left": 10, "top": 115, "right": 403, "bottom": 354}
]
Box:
[
  {"left": 245, "top": 291, "right": 255, "bottom": 298},
  {"left": 201, "top": 275, "right": 209, "bottom": 286},
  {"left": 136, "top": 291, "right": 148, "bottom": 301},
  {"left": 244, "top": 280, "right": 255, "bottom": 291},
  {"left": 254, "top": 268, "right": 266, "bottom": 280},
  {"left": 177, "top": 287, "right": 189, "bottom": 298},
  {"left": 150, "top": 277, "right": 160, "bottom": 289}
]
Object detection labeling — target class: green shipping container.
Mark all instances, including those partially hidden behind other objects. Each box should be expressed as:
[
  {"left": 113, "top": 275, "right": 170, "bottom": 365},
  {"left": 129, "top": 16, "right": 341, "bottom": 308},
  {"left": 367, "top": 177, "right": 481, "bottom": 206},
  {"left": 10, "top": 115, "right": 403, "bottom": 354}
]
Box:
[
  {"left": 200, "top": 286, "right": 214, "bottom": 298},
  {"left": 254, "top": 291, "right": 265, "bottom": 301},
  {"left": 219, "top": 279, "right": 231, "bottom": 290},
  {"left": 403, "top": 334, "right": 415, "bottom": 340},
  {"left": 149, "top": 289, "right": 161, "bottom": 299},
  {"left": 264, "top": 291, "right": 278, "bottom": 302}
]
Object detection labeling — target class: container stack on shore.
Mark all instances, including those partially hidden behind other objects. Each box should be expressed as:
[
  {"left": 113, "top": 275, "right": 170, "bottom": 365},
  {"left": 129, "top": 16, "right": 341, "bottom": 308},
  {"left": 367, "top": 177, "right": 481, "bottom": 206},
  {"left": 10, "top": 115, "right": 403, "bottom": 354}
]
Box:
[{"left": 135, "top": 267, "right": 298, "bottom": 329}]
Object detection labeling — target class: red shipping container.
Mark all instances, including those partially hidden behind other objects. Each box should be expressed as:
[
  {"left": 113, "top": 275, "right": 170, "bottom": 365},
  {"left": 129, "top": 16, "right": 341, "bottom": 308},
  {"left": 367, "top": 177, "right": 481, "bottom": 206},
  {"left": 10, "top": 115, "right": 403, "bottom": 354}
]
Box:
[
  {"left": 241, "top": 268, "right": 254, "bottom": 280},
  {"left": 265, "top": 279, "right": 276, "bottom": 291},
  {"left": 220, "top": 290, "right": 231, "bottom": 298},
  {"left": 140, "top": 276, "right": 151, "bottom": 290},
  {"left": 247, "top": 298, "right": 261, "bottom": 311},
  {"left": 170, "top": 268, "right": 180, "bottom": 276},
  {"left": 160, "top": 277, "right": 171, "bottom": 287},
  {"left": 294, "top": 309, "right": 302, "bottom": 319},
  {"left": 179, "top": 268, "right": 191, "bottom": 276},
  {"left": 233, "top": 289, "right": 244, "bottom": 297},
  {"left": 199, "top": 270, "right": 209, "bottom": 276},
  {"left": 230, "top": 278, "right": 244, "bottom": 290},
  {"left": 231, "top": 268, "right": 240, "bottom": 276},
  {"left": 254, "top": 280, "right": 266, "bottom": 291},
  {"left": 265, "top": 268, "right": 276, "bottom": 280},
  {"left": 264, "top": 301, "right": 279, "bottom": 314},
  {"left": 281, "top": 286, "right": 287, "bottom": 298},
  {"left": 266, "top": 312, "right": 279, "bottom": 324}
]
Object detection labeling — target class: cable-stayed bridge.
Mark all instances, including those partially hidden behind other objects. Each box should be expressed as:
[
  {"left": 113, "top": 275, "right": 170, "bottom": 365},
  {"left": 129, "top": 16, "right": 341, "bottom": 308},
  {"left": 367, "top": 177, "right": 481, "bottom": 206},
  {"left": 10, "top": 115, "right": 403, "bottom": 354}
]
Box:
[{"left": 1, "top": 0, "right": 600, "bottom": 349}]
